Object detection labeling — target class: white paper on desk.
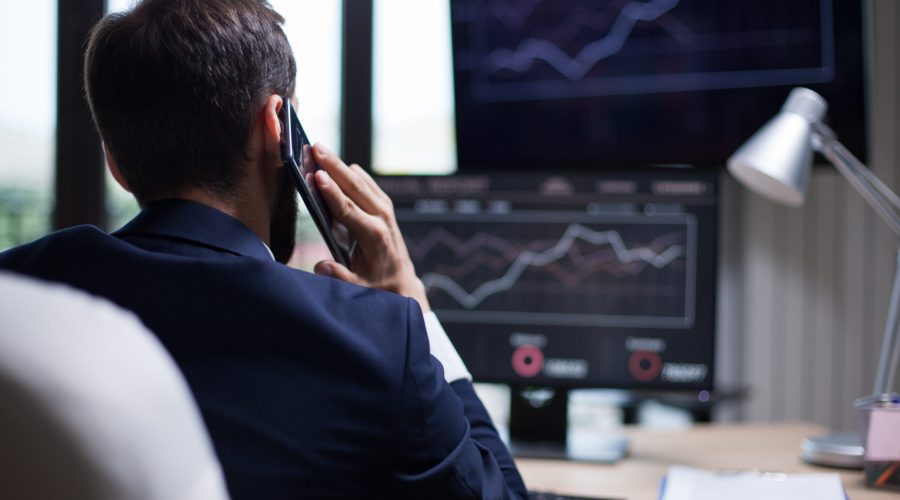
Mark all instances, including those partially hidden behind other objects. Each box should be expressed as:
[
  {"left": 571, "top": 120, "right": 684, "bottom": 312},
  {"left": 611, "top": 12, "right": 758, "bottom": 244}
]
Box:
[{"left": 660, "top": 465, "right": 845, "bottom": 500}]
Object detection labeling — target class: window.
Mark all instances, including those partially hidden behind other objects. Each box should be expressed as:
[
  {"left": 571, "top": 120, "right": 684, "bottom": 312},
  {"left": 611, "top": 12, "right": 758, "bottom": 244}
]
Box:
[
  {"left": 372, "top": 0, "right": 456, "bottom": 175},
  {"left": 0, "top": 0, "right": 57, "bottom": 250}
]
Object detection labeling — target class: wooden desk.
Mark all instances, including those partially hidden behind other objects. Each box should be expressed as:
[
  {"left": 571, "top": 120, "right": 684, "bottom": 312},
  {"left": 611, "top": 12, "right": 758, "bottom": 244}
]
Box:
[{"left": 518, "top": 422, "right": 897, "bottom": 499}]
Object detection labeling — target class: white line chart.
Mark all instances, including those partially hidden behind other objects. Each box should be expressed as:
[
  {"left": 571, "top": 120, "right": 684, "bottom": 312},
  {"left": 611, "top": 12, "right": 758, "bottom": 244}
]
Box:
[
  {"left": 487, "top": 0, "right": 680, "bottom": 81},
  {"left": 419, "top": 223, "right": 685, "bottom": 310}
]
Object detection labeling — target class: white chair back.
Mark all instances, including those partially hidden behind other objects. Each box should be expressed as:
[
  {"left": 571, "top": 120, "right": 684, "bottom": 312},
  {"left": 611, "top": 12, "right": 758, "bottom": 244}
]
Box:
[{"left": 0, "top": 272, "right": 230, "bottom": 500}]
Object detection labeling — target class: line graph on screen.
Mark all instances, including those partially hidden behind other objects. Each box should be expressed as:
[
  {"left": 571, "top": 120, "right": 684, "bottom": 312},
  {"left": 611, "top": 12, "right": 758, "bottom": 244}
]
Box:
[
  {"left": 487, "top": 0, "right": 681, "bottom": 81},
  {"left": 399, "top": 211, "right": 698, "bottom": 329},
  {"left": 460, "top": 0, "right": 834, "bottom": 100}
]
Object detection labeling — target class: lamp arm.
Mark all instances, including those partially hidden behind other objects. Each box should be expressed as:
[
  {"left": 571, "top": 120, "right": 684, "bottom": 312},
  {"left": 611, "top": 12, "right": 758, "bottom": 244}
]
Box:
[
  {"left": 877, "top": 250, "right": 900, "bottom": 396},
  {"left": 811, "top": 126, "right": 900, "bottom": 396},
  {"left": 852, "top": 155, "right": 900, "bottom": 210},
  {"left": 811, "top": 122, "right": 900, "bottom": 211},
  {"left": 811, "top": 129, "right": 900, "bottom": 237}
]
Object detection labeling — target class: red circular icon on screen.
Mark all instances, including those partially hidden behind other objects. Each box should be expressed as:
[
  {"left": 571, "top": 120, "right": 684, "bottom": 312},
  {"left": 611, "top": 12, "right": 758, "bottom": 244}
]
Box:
[
  {"left": 511, "top": 345, "right": 544, "bottom": 378},
  {"left": 629, "top": 351, "right": 662, "bottom": 382}
]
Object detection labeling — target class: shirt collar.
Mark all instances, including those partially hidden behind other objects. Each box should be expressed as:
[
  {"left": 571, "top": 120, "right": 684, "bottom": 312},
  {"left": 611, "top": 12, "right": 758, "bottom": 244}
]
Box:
[{"left": 261, "top": 242, "right": 276, "bottom": 261}]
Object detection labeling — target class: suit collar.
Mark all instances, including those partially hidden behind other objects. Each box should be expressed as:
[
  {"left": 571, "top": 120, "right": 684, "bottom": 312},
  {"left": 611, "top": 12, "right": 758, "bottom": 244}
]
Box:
[{"left": 113, "top": 199, "right": 274, "bottom": 262}]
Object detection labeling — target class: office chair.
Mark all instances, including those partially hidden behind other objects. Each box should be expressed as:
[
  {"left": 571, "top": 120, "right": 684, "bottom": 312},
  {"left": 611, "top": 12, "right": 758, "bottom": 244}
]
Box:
[{"left": 0, "top": 271, "right": 230, "bottom": 500}]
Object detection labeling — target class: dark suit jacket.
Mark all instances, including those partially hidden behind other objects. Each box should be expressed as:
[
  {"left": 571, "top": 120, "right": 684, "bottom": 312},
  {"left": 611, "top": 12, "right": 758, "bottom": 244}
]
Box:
[{"left": 0, "top": 200, "right": 527, "bottom": 499}]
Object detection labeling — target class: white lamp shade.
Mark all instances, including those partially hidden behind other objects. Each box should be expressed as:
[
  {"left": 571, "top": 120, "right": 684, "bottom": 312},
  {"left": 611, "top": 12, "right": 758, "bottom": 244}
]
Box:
[
  {"left": 727, "top": 87, "right": 830, "bottom": 207},
  {"left": 727, "top": 112, "right": 813, "bottom": 207}
]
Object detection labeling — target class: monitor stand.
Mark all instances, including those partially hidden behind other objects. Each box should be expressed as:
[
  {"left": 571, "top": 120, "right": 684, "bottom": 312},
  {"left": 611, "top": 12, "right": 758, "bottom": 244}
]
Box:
[{"left": 507, "top": 386, "right": 628, "bottom": 463}]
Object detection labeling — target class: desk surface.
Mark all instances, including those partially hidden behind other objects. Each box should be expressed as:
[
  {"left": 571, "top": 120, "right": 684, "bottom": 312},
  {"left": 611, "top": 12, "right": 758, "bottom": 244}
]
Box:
[{"left": 518, "top": 422, "right": 897, "bottom": 500}]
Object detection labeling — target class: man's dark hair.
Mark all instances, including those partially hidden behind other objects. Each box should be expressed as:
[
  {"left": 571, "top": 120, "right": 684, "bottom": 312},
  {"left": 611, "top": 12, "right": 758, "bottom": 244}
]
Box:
[{"left": 84, "top": 0, "right": 296, "bottom": 205}]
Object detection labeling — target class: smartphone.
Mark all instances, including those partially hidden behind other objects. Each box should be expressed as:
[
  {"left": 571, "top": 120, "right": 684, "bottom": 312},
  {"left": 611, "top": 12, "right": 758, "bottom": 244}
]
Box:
[{"left": 280, "top": 99, "right": 353, "bottom": 268}]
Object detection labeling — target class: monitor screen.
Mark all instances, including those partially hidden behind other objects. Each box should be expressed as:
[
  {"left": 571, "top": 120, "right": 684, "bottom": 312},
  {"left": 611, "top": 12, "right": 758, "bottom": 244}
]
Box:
[
  {"left": 450, "top": 0, "right": 866, "bottom": 169},
  {"left": 379, "top": 170, "right": 718, "bottom": 390}
]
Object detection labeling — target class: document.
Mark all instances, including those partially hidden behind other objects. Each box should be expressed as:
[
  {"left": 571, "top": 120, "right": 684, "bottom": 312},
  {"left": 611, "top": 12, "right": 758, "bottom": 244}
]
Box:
[{"left": 659, "top": 465, "right": 845, "bottom": 500}]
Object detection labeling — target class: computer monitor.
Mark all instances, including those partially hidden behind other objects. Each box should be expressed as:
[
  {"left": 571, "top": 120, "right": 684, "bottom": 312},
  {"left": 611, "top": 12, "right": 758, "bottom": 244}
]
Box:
[
  {"left": 378, "top": 169, "right": 718, "bottom": 459},
  {"left": 449, "top": 0, "right": 866, "bottom": 169}
]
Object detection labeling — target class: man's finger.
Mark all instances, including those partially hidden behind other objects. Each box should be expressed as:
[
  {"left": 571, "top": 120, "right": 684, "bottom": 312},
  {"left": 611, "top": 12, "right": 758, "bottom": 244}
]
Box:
[
  {"left": 350, "top": 164, "right": 392, "bottom": 208},
  {"left": 315, "top": 170, "right": 383, "bottom": 245},
  {"left": 314, "top": 260, "right": 362, "bottom": 285},
  {"left": 314, "top": 143, "right": 381, "bottom": 214}
]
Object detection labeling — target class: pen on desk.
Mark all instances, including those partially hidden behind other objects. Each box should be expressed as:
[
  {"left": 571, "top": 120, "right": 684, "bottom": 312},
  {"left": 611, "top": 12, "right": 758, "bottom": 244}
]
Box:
[{"left": 875, "top": 462, "right": 900, "bottom": 487}]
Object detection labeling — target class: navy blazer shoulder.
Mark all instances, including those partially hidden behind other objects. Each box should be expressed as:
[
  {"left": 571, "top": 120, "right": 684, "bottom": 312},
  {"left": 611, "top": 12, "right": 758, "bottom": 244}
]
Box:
[{"left": 0, "top": 200, "right": 526, "bottom": 499}]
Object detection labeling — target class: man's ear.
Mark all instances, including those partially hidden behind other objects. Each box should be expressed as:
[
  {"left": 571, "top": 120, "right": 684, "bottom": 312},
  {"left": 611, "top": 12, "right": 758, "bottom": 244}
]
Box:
[
  {"left": 261, "top": 94, "right": 283, "bottom": 163},
  {"left": 104, "top": 144, "right": 131, "bottom": 193}
]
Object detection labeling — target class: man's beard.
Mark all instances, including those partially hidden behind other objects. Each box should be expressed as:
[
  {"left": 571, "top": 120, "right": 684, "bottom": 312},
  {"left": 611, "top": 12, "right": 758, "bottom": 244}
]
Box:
[{"left": 269, "top": 168, "right": 298, "bottom": 264}]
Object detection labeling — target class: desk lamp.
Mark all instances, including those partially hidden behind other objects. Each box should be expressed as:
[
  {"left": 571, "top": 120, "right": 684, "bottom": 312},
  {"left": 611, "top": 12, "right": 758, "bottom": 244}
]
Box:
[{"left": 727, "top": 87, "right": 900, "bottom": 468}]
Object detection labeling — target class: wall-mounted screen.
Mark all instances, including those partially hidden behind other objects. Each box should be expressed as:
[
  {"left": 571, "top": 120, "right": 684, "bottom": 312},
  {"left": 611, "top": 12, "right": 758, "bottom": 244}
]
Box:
[{"left": 450, "top": 0, "right": 866, "bottom": 169}]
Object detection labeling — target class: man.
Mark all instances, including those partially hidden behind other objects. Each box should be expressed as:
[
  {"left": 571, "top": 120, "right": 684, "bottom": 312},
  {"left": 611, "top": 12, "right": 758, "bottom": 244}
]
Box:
[{"left": 0, "top": 0, "right": 527, "bottom": 498}]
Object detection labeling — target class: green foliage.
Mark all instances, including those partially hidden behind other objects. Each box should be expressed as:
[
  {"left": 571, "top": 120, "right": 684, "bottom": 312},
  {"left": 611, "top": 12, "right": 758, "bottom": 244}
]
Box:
[{"left": 0, "top": 187, "right": 50, "bottom": 251}]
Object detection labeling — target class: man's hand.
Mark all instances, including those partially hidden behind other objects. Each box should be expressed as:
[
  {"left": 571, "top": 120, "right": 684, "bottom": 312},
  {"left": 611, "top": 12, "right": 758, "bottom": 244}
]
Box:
[{"left": 311, "top": 143, "right": 431, "bottom": 312}]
